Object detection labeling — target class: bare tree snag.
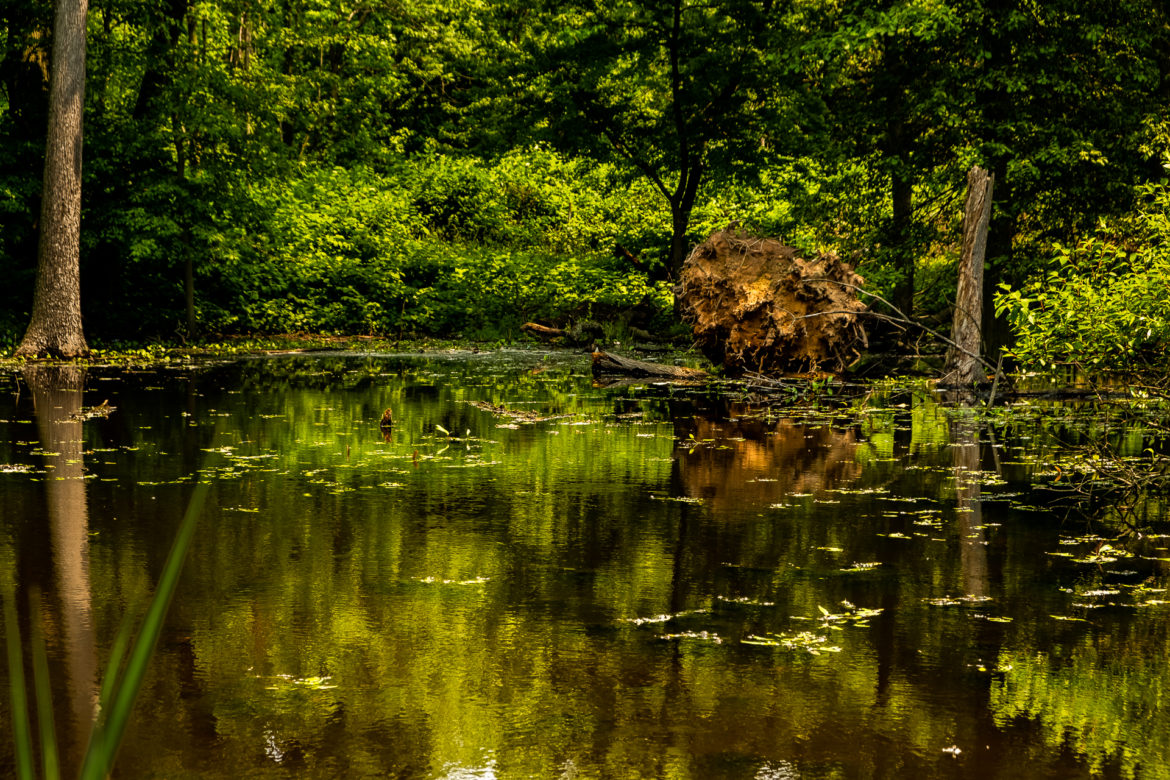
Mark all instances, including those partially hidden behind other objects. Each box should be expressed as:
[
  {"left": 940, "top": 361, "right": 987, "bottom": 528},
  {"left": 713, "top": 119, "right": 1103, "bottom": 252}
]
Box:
[
  {"left": 591, "top": 349, "right": 707, "bottom": 380},
  {"left": 942, "top": 166, "right": 994, "bottom": 386},
  {"left": 15, "top": 0, "right": 89, "bottom": 358}
]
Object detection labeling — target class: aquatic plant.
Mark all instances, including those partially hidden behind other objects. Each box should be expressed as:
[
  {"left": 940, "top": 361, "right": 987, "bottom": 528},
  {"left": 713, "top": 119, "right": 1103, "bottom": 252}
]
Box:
[{"left": 3, "top": 480, "right": 208, "bottom": 780}]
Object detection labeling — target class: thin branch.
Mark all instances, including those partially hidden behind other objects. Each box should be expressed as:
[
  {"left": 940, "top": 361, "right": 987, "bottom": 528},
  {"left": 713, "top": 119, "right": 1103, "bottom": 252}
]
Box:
[
  {"left": 801, "top": 278, "right": 998, "bottom": 372},
  {"left": 597, "top": 123, "right": 673, "bottom": 202},
  {"left": 669, "top": 0, "right": 689, "bottom": 204}
]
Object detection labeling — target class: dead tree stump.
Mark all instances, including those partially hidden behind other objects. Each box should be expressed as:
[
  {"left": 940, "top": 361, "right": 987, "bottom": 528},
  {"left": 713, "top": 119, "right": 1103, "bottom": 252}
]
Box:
[{"left": 942, "top": 166, "right": 995, "bottom": 386}]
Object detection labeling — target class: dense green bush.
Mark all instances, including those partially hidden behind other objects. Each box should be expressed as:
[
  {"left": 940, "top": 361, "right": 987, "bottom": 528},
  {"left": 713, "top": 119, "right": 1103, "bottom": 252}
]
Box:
[
  {"left": 192, "top": 151, "right": 673, "bottom": 338},
  {"left": 996, "top": 180, "right": 1170, "bottom": 370}
]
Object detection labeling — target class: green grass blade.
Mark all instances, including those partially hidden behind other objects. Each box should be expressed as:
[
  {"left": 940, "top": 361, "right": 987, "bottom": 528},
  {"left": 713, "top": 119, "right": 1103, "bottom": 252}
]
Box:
[
  {"left": 29, "top": 589, "right": 60, "bottom": 780},
  {"left": 94, "top": 606, "right": 138, "bottom": 721},
  {"left": 80, "top": 595, "right": 139, "bottom": 767},
  {"left": 3, "top": 593, "right": 35, "bottom": 780},
  {"left": 79, "top": 479, "right": 210, "bottom": 780}
]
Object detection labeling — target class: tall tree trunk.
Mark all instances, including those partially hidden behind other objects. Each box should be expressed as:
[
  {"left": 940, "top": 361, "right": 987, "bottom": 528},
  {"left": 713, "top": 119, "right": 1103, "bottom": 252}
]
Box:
[
  {"left": 668, "top": 208, "right": 690, "bottom": 280},
  {"left": 667, "top": 155, "right": 704, "bottom": 280},
  {"left": 15, "top": 0, "right": 90, "bottom": 358},
  {"left": 172, "top": 112, "right": 196, "bottom": 337},
  {"left": 889, "top": 164, "right": 914, "bottom": 316},
  {"left": 981, "top": 157, "right": 1013, "bottom": 356}
]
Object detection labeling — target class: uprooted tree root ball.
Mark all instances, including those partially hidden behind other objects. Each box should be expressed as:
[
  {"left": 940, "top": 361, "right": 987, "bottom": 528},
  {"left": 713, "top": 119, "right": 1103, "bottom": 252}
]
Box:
[{"left": 676, "top": 231, "right": 869, "bottom": 375}]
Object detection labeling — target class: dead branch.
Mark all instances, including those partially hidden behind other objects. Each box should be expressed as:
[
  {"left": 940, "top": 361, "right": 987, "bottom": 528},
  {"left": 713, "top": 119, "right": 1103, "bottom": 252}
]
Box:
[{"left": 591, "top": 349, "right": 707, "bottom": 380}]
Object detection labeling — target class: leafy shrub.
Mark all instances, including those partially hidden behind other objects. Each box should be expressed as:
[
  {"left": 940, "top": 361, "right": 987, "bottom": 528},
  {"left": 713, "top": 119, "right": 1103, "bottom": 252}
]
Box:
[
  {"left": 194, "top": 156, "right": 671, "bottom": 337},
  {"left": 995, "top": 181, "right": 1170, "bottom": 370}
]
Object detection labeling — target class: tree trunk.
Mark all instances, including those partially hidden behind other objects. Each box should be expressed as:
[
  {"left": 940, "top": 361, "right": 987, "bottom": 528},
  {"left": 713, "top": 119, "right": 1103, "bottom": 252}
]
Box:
[
  {"left": 668, "top": 208, "right": 690, "bottom": 280},
  {"left": 943, "top": 166, "right": 994, "bottom": 386},
  {"left": 981, "top": 157, "right": 1013, "bottom": 356},
  {"left": 15, "top": 0, "right": 90, "bottom": 358},
  {"left": 591, "top": 349, "right": 707, "bottom": 380},
  {"left": 521, "top": 322, "right": 569, "bottom": 341},
  {"left": 889, "top": 164, "right": 914, "bottom": 316},
  {"left": 173, "top": 113, "right": 196, "bottom": 337}
]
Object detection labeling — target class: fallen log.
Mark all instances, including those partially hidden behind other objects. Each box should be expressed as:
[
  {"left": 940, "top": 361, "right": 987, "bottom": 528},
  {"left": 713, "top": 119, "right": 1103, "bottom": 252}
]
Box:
[
  {"left": 521, "top": 322, "right": 569, "bottom": 341},
  {"left": 591, "top": 349, "right": 707, "bottom": 380}
]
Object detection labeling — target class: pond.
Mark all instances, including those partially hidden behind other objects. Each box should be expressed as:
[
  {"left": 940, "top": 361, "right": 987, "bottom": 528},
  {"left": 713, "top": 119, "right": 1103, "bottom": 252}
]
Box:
[{"left": 1, "top": 351, "right": 1168, "bottom": 779}]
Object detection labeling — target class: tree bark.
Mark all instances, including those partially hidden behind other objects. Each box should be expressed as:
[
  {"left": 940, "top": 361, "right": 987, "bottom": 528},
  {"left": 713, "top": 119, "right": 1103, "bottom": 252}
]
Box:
[
  {"left": 981, "top": 156, "right": 1013, "bottom": 356},
  {"left": 591, "top": 349, "right": 707, "bottom": 380},
  {"left": 15, "top": 0, "right": 90, "bottom": 358},
  {"left": 668, "top": 154, "right": 705, "bottom": 280},
  {"left": 890, "top": 166, "right": 914, "bottom": 316},
  {"left": 521, "top": 322, "right": 569, "bottom": 341},
  {"left": 942, "top": 166, "right": 994, "bottom": 386}
]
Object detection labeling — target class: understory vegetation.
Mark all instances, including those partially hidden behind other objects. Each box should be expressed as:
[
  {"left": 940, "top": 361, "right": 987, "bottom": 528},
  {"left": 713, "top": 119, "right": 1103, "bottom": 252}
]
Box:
[
  {"left": 2, "top": 0, "right": 1168, "bottom": 370},
  {"left": 996, "top": 177, "right": 1170, "bottom": 371}
]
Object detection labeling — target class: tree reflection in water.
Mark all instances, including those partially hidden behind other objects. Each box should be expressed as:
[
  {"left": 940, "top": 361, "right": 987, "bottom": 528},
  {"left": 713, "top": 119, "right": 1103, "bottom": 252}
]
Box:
[
  {"left": 673, "top": 407, "right": 860, "bottom": 510},
  {"left": 24, "top": 364, "right": 99, "bottom": 769},
  {"left": 950, "top": 415, "right": 988, "bottom": 598}
]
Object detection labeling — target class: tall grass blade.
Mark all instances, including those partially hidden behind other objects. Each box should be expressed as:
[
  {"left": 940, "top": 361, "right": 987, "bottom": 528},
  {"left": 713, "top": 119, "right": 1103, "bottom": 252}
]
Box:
[
  {"left": 78, "top": 479, "right": 210, "bottom": 780},
  {"left": 3, "top": 593, "right": 35, "bottom": 780},
  {"left": 28, "top": 589, "right": 60, "bottom": 780},
  {"left": 90, "top": 605, "right": 138, "bottom": 731}
]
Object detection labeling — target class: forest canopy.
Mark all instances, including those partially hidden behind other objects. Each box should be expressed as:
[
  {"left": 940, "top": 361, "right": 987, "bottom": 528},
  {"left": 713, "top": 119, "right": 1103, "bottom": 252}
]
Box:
[{"left": 1, "top": 0, "right": 1168, "bottom": 368}]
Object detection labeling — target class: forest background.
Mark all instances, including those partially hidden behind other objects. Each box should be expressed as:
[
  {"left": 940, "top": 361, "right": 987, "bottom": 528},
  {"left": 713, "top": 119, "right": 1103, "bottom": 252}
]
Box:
[{"left": 2, "top": 0, "right": 1168, "bottom": 371}]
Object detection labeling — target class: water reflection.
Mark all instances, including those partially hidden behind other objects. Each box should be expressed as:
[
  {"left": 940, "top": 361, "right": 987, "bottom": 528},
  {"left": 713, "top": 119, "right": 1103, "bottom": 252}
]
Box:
[
  {"left": 23, "top": 365, "right": 99, "bottom": 767},
  {"left": 674, "top": 407, "right": 860, "bottom": 509},
  {"left": 950, "top": 416, "right": 988, "bottom": 598},
  {"left": 1, "top": 355, "right": 1169, "bottom": 779}
]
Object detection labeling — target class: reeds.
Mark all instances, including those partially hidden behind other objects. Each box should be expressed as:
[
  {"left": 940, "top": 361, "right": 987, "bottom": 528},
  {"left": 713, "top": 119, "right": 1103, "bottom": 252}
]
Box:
[{"left": 4, "top": 479, "right": 209, "bottom": 779}]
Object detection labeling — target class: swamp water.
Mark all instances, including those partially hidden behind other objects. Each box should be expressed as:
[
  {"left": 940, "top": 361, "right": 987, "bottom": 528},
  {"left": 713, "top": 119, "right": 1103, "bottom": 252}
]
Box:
[{"left": 1, "top": 351, "right": 1168, "bottom": 779}]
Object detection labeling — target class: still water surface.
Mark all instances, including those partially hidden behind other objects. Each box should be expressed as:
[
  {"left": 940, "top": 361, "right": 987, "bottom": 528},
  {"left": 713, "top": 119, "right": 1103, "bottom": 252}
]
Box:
[{"left": 1, "top": 352, "right": 1168, "bottom": 778}]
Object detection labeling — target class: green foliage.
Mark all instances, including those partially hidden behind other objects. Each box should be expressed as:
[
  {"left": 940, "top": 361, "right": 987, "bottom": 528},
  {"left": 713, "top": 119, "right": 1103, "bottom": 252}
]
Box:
[
  {"left": 2, "top": 0, "right": 1169, "bottom": 356},
  {"left": 192, "top": 152, "right": 671, "bottom": 337},
  {"left": 512, "top": 0, "right": 808, "bottom": 273},
  {"left": 996, "top": 179, "right": 1170, "bottom": 370}
]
